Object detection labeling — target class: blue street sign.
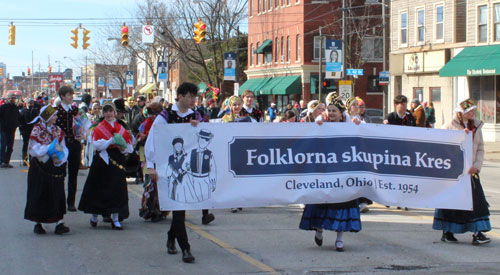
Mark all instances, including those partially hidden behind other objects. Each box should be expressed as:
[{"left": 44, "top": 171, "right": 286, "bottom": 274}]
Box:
[
  {"left": 379, "top": 71, "right": 390, "bottom": 83},
  {"left": 158, "top": 62, "right": 167, "bottom": 80},
  {"left": 346, "top": 69, "right": 364, "bottom": 76}
]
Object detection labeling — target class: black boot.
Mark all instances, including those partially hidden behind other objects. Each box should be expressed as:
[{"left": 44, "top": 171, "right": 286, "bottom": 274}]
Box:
[
  {"left": 202, "top": 213, "right": 215, "bottom": 225},
  {"left": 182, "top": 249, "right": 195, "bottom": 263},
  {"left": 167, "top": 239, "right": 177, "bottom": 254},
  {"left": 54, "top": 223, "right": 70, "bottom": 235},
  {"left": 33, "top": 223, "right": 46, "bottom": 234}
]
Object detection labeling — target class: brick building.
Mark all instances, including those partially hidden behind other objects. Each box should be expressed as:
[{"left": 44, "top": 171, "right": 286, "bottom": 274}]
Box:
[{"left": 242, "top": 0, "right": 384, "bottom": 111}]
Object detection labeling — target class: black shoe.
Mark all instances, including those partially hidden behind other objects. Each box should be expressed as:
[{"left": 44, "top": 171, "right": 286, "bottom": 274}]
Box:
[
  {"left": 151, "top": 215, "right": 163, "bottom": 223},
  {"left": 472, "top": 232, "right": 491, "bottom": 245},
  {"left": 202, "top": 213, "right": 215, "bottom": 225},
  {"left": 182, "top": 249, "right": 195, "bottom": 263},
  {"left": 90, "top": 219, "right": 97, "bottom": 228},
  {"left": 441, "top": 232, "right": 458, "bottom": 242},
  {"left": 0, "top": 163, "right": 6, "bottom": 168},
  {"left": 54, "top": 223, "right": 70, "bottom": 234},
  {"left": 5, "top": 163, "right": 13, "bottom": 168},
  {"left": 33, "top": 223, "right": 46, "bottom": 234},
  {"left": 231, "top": 208, "right": 239, "bottom": 213},
  {"left": 314, "top": 236, "right": 323, "bottom": 247},
  {"left": 67, "top": 205, "right": 77, "bottom": 212},
  {"left": 111, "top": 222, "right": 123, "bottom": 230},
  {"left": 167, "top": 239, "right": 177, "bottom": 254},
  {"left": 238, "top": 208, "right": 243, "bottom": 211},
  {"left": 102, "top": 216, "right": 112, "bottom": 223}
]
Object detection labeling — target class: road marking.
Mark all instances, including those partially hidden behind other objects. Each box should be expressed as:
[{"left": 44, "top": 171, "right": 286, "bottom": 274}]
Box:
[{"left": 127, "top": 184, "right": 279, "bottom": 275}]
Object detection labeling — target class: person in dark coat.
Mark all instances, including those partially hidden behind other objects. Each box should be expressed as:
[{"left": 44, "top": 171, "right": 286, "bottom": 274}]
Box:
[
  {"left": 411, "top": 98, "right": 426, "bottom": 127},
  {"left": 19, "top": 99, "right": 40, "bottom": 165},
  {"left": 384, "top": 95, "right": 416, "bottom": 126},
  {"left": 0, "top": 93, "right": 20, "bottom": 168}
]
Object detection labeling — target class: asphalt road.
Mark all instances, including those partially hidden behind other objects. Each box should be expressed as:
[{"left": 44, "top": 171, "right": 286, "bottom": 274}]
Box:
[{"left": 1, "top": 138, "right": 499, "bottom": 275}]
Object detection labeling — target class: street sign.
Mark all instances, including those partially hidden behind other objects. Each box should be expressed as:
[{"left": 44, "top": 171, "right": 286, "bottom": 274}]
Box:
[
  {"left": 379, "top": 71, "right": 390, "bottom": 85},
  {"left": 224, "top": 52, "right": 236, "bottom": 81},
  {"left": 142, "top": 25, "right": 155, "bottom": 44},
  {"left": 326, "top": 40, "right": 342, "bottom": 72},
  {"left": 158, "top": 62, "right": 167, "bottom": 80},
  {"left": 338, "top": 80, "right": 352, "bottom": 101},
  {"left": 346, "top": 69, "right": 364, "bottom": 76},
  {"left": 126, "top": 71, "right": 134, "bottom": 87}
]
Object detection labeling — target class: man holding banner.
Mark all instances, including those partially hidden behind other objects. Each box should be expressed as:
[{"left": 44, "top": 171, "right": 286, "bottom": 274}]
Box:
[{"left": 145, "top": 82, "right": 201, "bottom": 263}]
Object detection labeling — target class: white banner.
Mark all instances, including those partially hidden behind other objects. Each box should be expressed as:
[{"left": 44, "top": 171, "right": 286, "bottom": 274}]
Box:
[{"left": 152, "top": 123, "right": 473, "bottom": 211}]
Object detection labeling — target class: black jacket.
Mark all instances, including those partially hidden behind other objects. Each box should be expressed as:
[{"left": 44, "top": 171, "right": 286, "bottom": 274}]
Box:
[
  {"left": 385, "top": 111, "right": 416, "bottom": 126},
  {"left": 0, "top": 103, "right": 20, "bottom": 131},
  {"left": 19, "top": 106, "right": 40, "bottom": 135}
]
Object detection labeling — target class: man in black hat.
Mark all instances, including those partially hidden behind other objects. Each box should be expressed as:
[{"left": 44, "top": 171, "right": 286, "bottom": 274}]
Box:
[{"left": 113, "top": 98, "right": 132, "bottom": 131}]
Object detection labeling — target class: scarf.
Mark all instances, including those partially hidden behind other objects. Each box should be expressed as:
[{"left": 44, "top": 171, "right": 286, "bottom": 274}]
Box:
[
  {"left": 30, "top": 122, "right": 64, "bottom": 145},
  {"left": 92, "top": 120, "right": 132, "bottom": 144}
]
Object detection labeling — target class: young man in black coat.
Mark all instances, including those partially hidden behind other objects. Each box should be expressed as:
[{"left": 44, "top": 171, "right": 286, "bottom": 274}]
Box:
[
  {"left": 19, "top": 99, "right": 40, "bottom": 165},
  {"left": 384, "top": 95, "right": 416, "bottom": 126},
  {"left": 0, "top": 94, "right": 20, "bottom": 168}
]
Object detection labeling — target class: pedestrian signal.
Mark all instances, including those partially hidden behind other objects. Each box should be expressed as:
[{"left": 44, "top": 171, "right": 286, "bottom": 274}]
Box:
[
  {"left": 70, "top": 28, "right": 78, "bottom": 49},
  {"left": 82, "top": 29, "right": 91, "bottom": 50},
  {"left": 193, "top": 20, "right": 206, "bottom": 44},
  {"left": 8, "top": 23, "right": 16, "bottom": 45},
  {"left": 121, "top": 25, "right": 129, "bottom": 47}
]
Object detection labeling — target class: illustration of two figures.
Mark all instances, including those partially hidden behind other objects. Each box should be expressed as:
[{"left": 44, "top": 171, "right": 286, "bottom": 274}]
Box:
[{"left": 166, "top": 129, "right": 217, "bottom": 203}]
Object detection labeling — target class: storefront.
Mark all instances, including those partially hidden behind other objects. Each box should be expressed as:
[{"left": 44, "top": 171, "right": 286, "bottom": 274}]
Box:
[
  {"left": 239, "top": 75, "right": 301, "bottom": 112},
  {"left": 440, "top": 45, "right": 500, "bottom": 142}
]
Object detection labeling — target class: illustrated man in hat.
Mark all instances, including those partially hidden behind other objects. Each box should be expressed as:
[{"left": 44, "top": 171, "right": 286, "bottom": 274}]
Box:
[{"left": 186, "top": 129, "right": 216, "bottom": 202}]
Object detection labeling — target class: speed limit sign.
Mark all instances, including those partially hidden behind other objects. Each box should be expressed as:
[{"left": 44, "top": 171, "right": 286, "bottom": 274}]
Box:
[{"left": 338, "top": 80, "right": 352, "bottom": 101}]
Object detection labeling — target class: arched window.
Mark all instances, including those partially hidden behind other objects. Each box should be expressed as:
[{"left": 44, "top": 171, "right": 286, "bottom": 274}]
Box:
[
  {"left": 250, "top": 43, "right": 254, "bottom": 66},
  {"left": 275, "top": 38, "right": 279, "bottom": 62},
  {"left": 287, "top": 36, "right": 291, "bottom": 62},
  {"left": 256, "top": 42, "right": 260, "bottom": 65},
  {"left": 281, "top": 36, "right": 285, "bottom": 61}
]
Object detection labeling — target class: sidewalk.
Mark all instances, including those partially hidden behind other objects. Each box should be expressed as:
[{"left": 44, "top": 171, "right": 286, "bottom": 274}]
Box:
[{"left": 485, "top": 141, "right": 500, "bottom": 161}]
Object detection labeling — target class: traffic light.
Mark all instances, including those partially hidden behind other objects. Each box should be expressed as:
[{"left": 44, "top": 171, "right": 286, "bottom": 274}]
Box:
[
  {"left": 8, "top": 23, "right": 15, "bottom": 45},
  {"left": 48, "top": 66, "right": 52, "bottom": 74},
  {"left": 322, "top": 80, "right": 328, "bottom": 88},
  {"left": 121, "top": 24, "right": 129, "bottom": 47},
  {"left": 70, "top": 28, "right": 78, "bottom": 49},
  {"left": 82, "top": 28, "right": 91, "bottom": 50},
  {"left": 193, "top": 20, "right": 206, "bottom": 44},
  {"left": 0, "top": 67, "right": 3, "bottom": 76},
  {"left": 27, "top": 67, "right": 31, "bottom": 76}
]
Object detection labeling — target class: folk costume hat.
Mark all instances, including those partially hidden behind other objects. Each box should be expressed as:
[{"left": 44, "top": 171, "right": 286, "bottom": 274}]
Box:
[
  {"left": 356, "top": 96, "right": 365, "bottom": 106},
  {"left": 307, "top": 100, "right": 321, "bottom": 114},
  {"left": 456, "top": 98, "right": 477, "bottom": 113},
  {"left": 345, "top": 97, "right": 358, "bottom": 109},
  {"left": 197, "top": 129, "right": 214, "bottom": 140},
  {"left": 102, "top": 101, "right": 116, "bottom": 112},
  {"left": 29, "top": 105, "right": 58, "bottom": 124},
  {"left": 112, "top": 98, "right": 127, "bottom": 113}
]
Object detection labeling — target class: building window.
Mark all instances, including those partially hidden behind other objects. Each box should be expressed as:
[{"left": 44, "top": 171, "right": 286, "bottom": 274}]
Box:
[
  {"left": 281, "top": 0, "right": 285, "bottom": 6},
  {"left": 258, "top": 0, "right": 261, "bottom": 13},
  {"left": 287, "top": 0, "right": 290, "bottom": 5},
  {"left": 401, "top": 12, "right": 408, "bottom": 46},
  {"left": 249, "top": 0, "right": 253, "bottom": 16},
  {"left": 275, "top": 38, "right": 279, "bottom": 62},
  {"left": 313, "top": 36, "right": 326, "bottom": 60},
  {"left": 281, "top": 36, "right": 285, "bottom": 61},
  {"left": 256, "top": 42, "right": 260, "bottom": 65},
  {"left": 250, "top": 44, "right": 254, "bottom": 66},
  {"left": 296, "top": 35, "right": 301, "bottom": 61},
  {"left": 263, "top": 0, "right": 267, "bottom": 12},
  {"left": 435, "top": 5, "right": 444, "bottom": 41},
  {"left": 430, "top": 87, "right": 441, "bottom": 102},
  {"left": 265, "top": 52, "right": 273, "bottom": 64},
  {"left": 287, "top": 36, "right": 291, "bottom": 61},
  {"left": 361, "top": 37, "right": 383, "bottom": 61},
  {"left": 495, "top": 4, "right": 500, "bottom": 41},
  {"left": 413, "top": 87, "right": 424, "bottom": 102},
  {"left": 275, "top": 0, "right": 279, "bottom": 8},
  {"left": 417, "top": 8, "right": 425, "bottom": 43},
  {"left": 478, "top": 5, "right": 488, "bottom": 43}
]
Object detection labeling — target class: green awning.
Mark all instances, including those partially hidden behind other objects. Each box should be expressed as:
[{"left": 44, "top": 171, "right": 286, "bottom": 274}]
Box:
[
  {"left": 260, "top": 75, "right": 302, "bottom": 95},
  {"left": 238, "top": 77, "right": 272, "bottom": 95},
  {"left": 254, "top": 39, "right": 272, "bottom": 54},
  {"left": 440, "top": 45, "right": 500, "bottom": 77}
]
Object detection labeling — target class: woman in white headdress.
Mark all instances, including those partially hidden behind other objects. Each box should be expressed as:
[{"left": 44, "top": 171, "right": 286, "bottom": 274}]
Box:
[{"left": 24, "top": 105, "right": 70, "bottom": 235}]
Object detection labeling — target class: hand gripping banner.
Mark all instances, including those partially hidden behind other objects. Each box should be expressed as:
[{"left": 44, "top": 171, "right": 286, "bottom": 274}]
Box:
[{"left": 152, "top": 122, "right": 473, "bottom": 211}]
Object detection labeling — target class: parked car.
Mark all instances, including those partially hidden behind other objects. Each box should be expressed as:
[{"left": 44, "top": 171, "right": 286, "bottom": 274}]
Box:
[{"left": 365, "top": 108, "right": 384, "bottom": 124}]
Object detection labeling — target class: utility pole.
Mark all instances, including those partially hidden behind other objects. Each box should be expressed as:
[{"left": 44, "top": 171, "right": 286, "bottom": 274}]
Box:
[
  {"left": 31, "top": 51, "right": 34, "bottom": 96},
  {"left": 318, "top": 26, "right": 323, "bottom": 100},
  {"left": 382, "top": 0, "right": 387, "bottom": 115},
  {"left": 342, "top": 0, "right": 346, "bottom": 81}
]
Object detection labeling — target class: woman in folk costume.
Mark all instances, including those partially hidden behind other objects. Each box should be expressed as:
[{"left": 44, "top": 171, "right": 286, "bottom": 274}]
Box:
[
  {"left": 222, "top": 96, "right": 250, "bottom": 213},
  {"left": 433, "top": 99, "right": 491, "bottom": 245},
  {"left": 299, "top": 100, "right": 326, "bottom": 123},
  {"left": 299, "top": 93, "right": 362, "bottom": 252},
  {"left": 83, "top": 103, "right": 102, "bottom": 167},
  {"left": 78, "top": 102, "right": 133, "bottom": 230},
  {"left": 24, "top": 105, "right": 70, "bottom": 235}
]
